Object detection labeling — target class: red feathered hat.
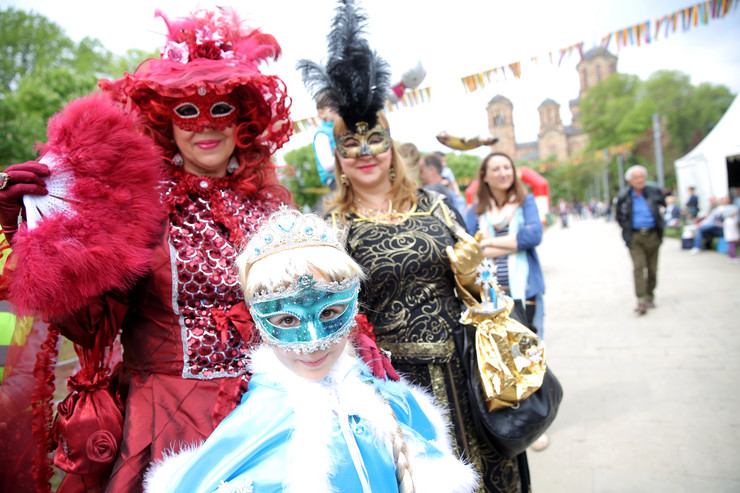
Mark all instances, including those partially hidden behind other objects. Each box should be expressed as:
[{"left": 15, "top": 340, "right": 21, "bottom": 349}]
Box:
[{"left": 99, "top": 7, "right": 292, "bottom": 156}]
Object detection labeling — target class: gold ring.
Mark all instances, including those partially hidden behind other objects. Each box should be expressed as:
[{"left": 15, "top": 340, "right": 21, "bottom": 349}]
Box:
[{"left": 0, "top": 172, "right": 9, "bottom": 191}]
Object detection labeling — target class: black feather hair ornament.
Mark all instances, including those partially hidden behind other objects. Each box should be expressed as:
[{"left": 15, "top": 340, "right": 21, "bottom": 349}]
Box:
[{"left": 297, "top": 0, "right": 392, "bottom": 132}]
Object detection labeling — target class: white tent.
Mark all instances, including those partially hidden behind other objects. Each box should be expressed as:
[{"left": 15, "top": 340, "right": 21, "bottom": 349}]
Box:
[{"left": 674, "top": 94, "right": 740, "bottom": 215}]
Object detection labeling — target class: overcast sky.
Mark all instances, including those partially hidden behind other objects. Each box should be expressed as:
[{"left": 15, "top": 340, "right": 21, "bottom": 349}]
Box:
[{"left": 3, "top": 0, "right": 740, "bottom": 162}]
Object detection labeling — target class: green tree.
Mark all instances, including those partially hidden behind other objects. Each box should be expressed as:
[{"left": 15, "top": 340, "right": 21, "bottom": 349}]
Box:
[
  {"left": 0, "top": 7, "right": 74, "bottom": 91},
  {"left": 580, "top": 69, "right": 735, "bottom": 192},
  {"left": 282, "top": 144, "right": 326, "bottom": 210},
  {"left": 686, "top": 81, "right": 735, "bottom": 148},
  {"left": 108, "top": 48, "right": 160, "bottom": 78},
  {"left": 643, "top": 71, "right": 695, "bottom": 155},
  {"left": 446, "top": 152, "right": 481, "bottom": 186},
  {"left": 0, "top": 7, "right": 143, "bottom": 168},
  {"left": 580, "top": 73, "right": 643, "bottom": 150}
]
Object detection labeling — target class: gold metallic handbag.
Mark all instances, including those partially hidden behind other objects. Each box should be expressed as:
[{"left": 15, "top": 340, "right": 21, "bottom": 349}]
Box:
[
  {"left": 453, "top": 259, "right": 562, "bottom": 458},
  {"left": 461, "top": 293, "right": 546, "bottom": 411}
]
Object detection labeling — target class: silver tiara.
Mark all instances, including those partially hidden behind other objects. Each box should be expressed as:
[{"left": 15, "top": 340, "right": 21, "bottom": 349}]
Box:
[{"left": 245, "top": 205, "right": 344, "bottom": 265}]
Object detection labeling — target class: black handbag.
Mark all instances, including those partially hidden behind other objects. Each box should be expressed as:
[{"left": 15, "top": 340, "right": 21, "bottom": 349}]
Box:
[
  {"left": 433, "top": 196, "right": 563, "bottom": 458},
  {"left": 455, "top": 320, "right": 563, "bottom": 459}
]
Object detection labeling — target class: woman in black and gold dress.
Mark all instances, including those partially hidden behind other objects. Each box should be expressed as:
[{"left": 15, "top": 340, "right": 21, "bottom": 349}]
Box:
[{"left": 299, "top": 2, "right": 530, "bottom": 491}]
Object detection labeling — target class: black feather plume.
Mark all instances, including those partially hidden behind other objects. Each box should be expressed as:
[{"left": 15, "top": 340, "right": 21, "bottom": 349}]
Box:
[{"left": 297, "top": 0, "right": 391, "bottom": 130}]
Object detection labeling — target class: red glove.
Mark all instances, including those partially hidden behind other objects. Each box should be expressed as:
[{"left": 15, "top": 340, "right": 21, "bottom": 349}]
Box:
[
  {"left": 352, "top": 314, "right": 400, "bottom": 381},
  {"left": 0, "top": 161, "right": 49, "bottom": 240}
]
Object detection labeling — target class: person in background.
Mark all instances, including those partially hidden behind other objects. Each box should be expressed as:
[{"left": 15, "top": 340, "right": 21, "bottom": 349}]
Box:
[
  {"left": 686, "top": 186, "right": 699, "bottom": 221},
  {"left": 689, "top": 196, "right": 725, "bottom": 254},
  {"left": 663, "top": 195, "right": 681, "bottom": 229},
  {"left": 464, "top": 151, "right": 548, "bottom": 453},
  {"left": 435, "top": 150, "right": 467, "bottom": 216},
  {"left": 731, "top": 187, "right": 740, "bottom": 209},
  {"left": 616, "top": 165, "right": 666, "bottom": 315},
  {"left": 299, "top": 1, "right": 531, "bottom": 490},
  {"left": 143, "top": 208, "right": 478, "bottom": 493},
  {"left": 420, "top": 153, "right": 457, "bottom": 205},
  {"left": 721, "top": 198, "right": 739, "bottom": 263},
  {"left": 465, "top": 153, "right": 545, "bottom": 337},
  {"left": 312, "top": 90, "right": 339, "bottom": 191},
  {"left": 397, "top": 141, "right": 421, "bottom": 183},
  {"left": 558, "top": 198, "right": 569, "bottom": 228}
]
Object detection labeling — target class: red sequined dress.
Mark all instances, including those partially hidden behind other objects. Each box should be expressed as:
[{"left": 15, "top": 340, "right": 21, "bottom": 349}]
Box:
[{"left": 55, "top": 171, "right": 280, "bottom": 492}]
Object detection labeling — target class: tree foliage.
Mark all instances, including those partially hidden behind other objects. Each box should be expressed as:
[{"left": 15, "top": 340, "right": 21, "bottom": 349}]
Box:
[
  {"left": 0, "top": 7, "right": 155, "bottom": 168},
  {"left": 0, "top": 7, "right": 75, "bottom": 91},
  {"left": 580, "top": 73, "right": 645, "bottom": 150},
  {"left": 445, "top": 152, "right": 482, "bottom": 186},
  {"left": 576, "top": 69, "right": 734, "bottom": 195},
  {"left": 582, "top": 69, "right": 735, "bottom": 159},
  {"left": 281, "top": 144, "right": 326, "bottom": 210}
]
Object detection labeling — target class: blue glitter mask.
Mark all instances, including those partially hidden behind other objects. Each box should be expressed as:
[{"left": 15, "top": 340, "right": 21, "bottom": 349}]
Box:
[{"left": 249, "top": 274, "right": 360, "bottom": 353}]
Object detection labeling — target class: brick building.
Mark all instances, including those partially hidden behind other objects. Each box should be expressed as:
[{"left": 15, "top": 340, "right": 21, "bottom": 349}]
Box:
[{"left": 485, "top": 47, "right": 617, "bottom": 162}]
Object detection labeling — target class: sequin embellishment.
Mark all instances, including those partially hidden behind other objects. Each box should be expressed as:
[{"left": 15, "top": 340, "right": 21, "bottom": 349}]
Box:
[{"left": 167, "top": 180, "right": 272, "bottom": 379}]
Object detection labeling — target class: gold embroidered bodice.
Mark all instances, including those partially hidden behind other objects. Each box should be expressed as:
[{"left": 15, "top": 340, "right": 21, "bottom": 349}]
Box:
[{"left": 342, "top": 191, "right": 462, "bottom": 364}]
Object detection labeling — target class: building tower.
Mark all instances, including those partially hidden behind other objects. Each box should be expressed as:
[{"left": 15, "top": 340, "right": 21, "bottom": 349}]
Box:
[
  {"left": 486, "top": 95, "right": 516, "bottom": 158},
  {"left": 571, "top": 46, "right": 618, "bottom": 129},
  {"left": 537, "top": 99, "right": 568, "bottom": 161}
]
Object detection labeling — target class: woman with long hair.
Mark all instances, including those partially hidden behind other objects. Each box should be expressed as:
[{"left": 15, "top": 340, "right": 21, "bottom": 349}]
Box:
[
  {"left": 465, "top": 152, "right": 545, "bottom": 337},
  {"left": 299, "top": 2, "right": 530, "bottom": 491}
]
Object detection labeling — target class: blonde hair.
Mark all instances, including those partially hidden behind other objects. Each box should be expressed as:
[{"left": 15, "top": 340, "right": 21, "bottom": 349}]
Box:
[
  {"left": 236, "top": 245, "right": 365, "bottom": 304},
  {"left": 390, "top": 407, "right": 416, "bottom": 493},
  {"left": 397, "top": 141, "right": 421, "bottom": 183},
  {"left": 323, "top": 111, "right": 418, "bottom": 219}
]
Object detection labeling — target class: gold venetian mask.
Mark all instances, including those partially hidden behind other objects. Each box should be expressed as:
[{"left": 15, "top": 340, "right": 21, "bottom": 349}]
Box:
[{"left": 336, "top": 122, "right": 391, "bottom": 158}]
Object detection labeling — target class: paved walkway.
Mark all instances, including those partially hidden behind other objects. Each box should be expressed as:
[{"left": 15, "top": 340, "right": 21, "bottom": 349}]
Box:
[{"left": 526, "top": 216, "right": 740, "bottom": 492}]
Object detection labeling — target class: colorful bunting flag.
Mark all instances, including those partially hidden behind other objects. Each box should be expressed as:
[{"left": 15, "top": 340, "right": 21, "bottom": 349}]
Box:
[
  {"left": 385, "top": 87, "right": 432, "bottom": 113},
  {"left": 296, "top": 0, "right": 738, "bottom": 120}
]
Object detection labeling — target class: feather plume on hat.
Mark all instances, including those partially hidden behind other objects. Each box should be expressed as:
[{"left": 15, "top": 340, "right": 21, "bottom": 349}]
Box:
[{"left": 297, "top": 0, "right": 391, "bottom": 132}]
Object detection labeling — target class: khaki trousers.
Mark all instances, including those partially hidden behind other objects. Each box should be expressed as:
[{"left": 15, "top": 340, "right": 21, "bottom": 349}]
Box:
[{"left": 629, "top": 230, "right": 661, "bottom": 303}]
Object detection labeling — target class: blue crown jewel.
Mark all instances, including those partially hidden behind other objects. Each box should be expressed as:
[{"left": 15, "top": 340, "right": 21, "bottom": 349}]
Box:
[{"left": 246, "top": 205, "right": 344, "bottom": 265}]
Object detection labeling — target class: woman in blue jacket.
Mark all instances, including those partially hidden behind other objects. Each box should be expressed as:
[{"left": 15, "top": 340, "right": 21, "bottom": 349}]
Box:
[{"left": 464, "top": 152, "right": 545, "bottom": 338}]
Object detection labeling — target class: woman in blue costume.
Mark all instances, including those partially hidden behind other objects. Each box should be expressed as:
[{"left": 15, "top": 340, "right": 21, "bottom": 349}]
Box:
[{"left": 143, "top": 207, "right": 478, "bottom": 493}]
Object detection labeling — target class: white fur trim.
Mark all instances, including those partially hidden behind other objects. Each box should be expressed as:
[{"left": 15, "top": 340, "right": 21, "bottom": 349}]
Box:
[
  {"left": 215, "top": 478, "right": 254, "bottom": 493},
  {"left": 142, "top": 441, "right": 202, "bottom": 493},
  {"left": 405, "top": 381, "right": 456, "bottom": 455},
  {"left": 410, "top": 452, "right": 480, "bottom": 493},
  {"left": 401, "top": 381, "right": 479, "bottom": 491},
  {"left": 145, "top": 346, "right": 467, "bottom": 492},
  {"left": 250, "top": 344, "right": 396, "bottom": 492}
]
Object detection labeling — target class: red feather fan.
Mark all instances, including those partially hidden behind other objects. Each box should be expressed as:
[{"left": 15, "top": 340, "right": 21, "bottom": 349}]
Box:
[{"left": 8, "top": 93, "right": 164, "bottom": 319}]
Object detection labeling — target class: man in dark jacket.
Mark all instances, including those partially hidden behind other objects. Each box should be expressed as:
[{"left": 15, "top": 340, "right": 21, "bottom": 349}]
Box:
[{"left": 616, "top": 165, "right": 666, "bottom": 315}]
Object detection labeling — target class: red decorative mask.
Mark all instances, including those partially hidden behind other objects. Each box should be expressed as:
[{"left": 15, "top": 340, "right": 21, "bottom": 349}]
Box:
[{"left": 172, "top": 92, "right": 238, "bottom": 132}]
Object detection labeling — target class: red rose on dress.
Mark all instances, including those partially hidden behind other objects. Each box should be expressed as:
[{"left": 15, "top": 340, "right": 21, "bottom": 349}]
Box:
[{"left": 86, "top": 430, "right": 119, "bottom": 464}]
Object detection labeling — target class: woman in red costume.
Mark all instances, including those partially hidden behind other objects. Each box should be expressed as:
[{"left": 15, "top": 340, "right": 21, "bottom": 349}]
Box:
[{"left": 0, "top": 8, "right": 392, "bottom": 493}]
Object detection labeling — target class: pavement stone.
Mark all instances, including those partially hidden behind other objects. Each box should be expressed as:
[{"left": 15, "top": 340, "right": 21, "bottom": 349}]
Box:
[{"left": 525, "top": 216, "right": 740, "bottom": 493}]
